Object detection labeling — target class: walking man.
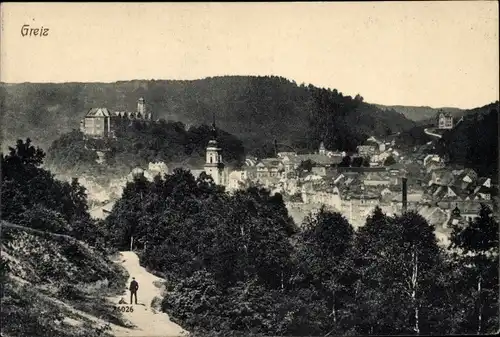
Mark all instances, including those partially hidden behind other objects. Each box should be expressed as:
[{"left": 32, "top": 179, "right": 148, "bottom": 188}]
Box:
[{"left": 129, "top": 277, "right": 139, "bottom": 305}]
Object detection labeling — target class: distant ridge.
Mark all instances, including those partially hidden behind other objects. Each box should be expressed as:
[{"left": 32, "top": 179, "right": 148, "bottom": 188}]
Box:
[
  {"left": 1, "top": 75, "right": 415, "bottom": 154},
  {"left": 373, "top": 104, "right": 466, "bottom": 122}
]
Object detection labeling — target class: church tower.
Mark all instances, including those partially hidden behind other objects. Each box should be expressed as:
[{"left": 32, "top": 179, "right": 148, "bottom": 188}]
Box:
[
  {"left": 319, "top": 141, "right": 326, "bottom": 155},
  {"left": 137, "top": 97, "right": 146, "bottom": 118},
  {"left": 204, "top": 113, "right": 225, "bottom": 185}
]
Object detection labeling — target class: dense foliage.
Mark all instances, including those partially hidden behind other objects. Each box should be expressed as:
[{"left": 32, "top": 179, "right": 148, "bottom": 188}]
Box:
[
  {"left": 1, "top": 139, "right": 104, "bottom": 246},
  {"left": 45, "top": 120, "right": 246, "bottom": 176},
  {"left": 1, "top": 139, "right": 129, "bottom": 337},
  {"left": 396, "top": 125, "right": 433, "bottom": 149},
  {"left": 448, "top": 204, "right": 499, "bottom": 334},
  {"left": 1, "top": 76, "right": 415, "bottom": 156},
  {"left": 436, "top": 106, "right": 498, "bottom": 177},
  {"left": 105, "top": 169, "right": 499, "bottom": 336}
]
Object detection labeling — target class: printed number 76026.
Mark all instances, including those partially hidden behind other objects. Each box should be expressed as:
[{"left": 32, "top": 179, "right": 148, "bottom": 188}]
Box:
[{"left": 115, "top": 306, "right": 134, "bottom": 312}]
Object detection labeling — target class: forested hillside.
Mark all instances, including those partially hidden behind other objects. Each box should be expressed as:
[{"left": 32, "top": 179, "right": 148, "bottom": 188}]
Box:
[
  {"left": 1, "top": 76, "right": 415, "bottom": 155},
  {"left": 1, "top": 139, "right": 129, "bottom": 336},
  {"left": 374, "top": 104, "right": 464, "bottom": 122},
  {"left": 45, "top": 121, "right": 246, "bottom": 177},
  {"left": 436, "top": 103, "right": 498, "bottom": 177}
]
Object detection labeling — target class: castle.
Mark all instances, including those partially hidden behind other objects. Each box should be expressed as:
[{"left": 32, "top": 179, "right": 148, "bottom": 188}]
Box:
[{"left": 80, "top": 98, "right": 153, "bottom": 138}]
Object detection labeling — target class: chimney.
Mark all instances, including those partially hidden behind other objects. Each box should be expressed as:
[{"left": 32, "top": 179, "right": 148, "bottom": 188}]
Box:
[{"left": 402, "top": 177, "right": 408, "bottom": 213}]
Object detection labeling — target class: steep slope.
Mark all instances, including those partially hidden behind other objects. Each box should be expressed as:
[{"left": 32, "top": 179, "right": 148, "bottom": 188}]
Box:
[
  {"left": 1, "top": 76, "right": 414, "bottom": 154},
  {"left": 435, "top": 103, "right": 498, "bottom": 177},
  {"left": 1, "top": 221, "right": 130, "bottom": 337}
]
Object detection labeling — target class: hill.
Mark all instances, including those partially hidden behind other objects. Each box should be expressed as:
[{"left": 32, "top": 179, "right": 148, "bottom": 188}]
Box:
[
  {"left": 0, "top": 139, "right": 133, "bottom": 336},
  {"left": 1, "top": 221, "right": 130, "bottom": 337},
  {"left": 45, "top": 121, "right": 246, "bottom": 179},
  {"left": 374, "top": 104, "right": 465, "bottom": 122},
  {"left": 435, "top": 102, "right": 499, "bottom": 178},
  {"left": 1, "top": 76, "right": 415, "bottom": 155}
]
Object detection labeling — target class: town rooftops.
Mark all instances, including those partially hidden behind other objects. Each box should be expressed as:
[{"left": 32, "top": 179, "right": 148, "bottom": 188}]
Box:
[
  {"left": 337, "top": 166, "right": 387, "bottom": 173},
  {"left": 296, "top": 154, "right": 342, "bottom": 166}
]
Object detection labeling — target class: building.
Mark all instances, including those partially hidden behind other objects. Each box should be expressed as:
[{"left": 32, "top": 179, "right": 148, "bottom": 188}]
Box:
[
  {"left": 80, "top": 98, "right": 153, "bottom": 139},
  {"left": 438, "top": 111, "right": 454, "bottom": 129},
  {"left": 80, "top": 108, "right": 114, "bottom": 138},
  {"left": 204, "top": 119, "right": 226, "bottom": 186},
  {"left": 318, "top": 142, "right": 326, "bottom": 155},
  {"left": 366, "top": 136, "right": 386, "bottom": 152},
  {"left": 357, "top": 145, "right": 377, "bottom": 158}
]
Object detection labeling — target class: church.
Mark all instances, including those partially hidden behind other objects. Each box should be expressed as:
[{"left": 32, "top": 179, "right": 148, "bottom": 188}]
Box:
[{"left": 203, "top": 116, "right": 229, "bottom": 186}]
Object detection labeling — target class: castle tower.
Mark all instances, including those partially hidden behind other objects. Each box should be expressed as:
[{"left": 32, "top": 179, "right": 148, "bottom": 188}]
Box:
[
  {"left": 319, "top": 141, "right": 326, "bottom": 155},
  {"left": 137, "top": 97, "right": 146, "bottom": 117},
  {"left": 204, "top": 113, "right": 225, "bottom": 185}
]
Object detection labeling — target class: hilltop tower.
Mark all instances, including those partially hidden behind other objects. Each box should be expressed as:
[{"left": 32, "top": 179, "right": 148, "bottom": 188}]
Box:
[{"left": 204, "top": 113, "right": 225, "bottom": 185}]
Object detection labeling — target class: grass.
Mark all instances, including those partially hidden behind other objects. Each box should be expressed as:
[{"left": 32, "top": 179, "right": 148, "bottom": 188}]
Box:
[{"left": 1, "top": 225, "right": 132, "bottom": 336}]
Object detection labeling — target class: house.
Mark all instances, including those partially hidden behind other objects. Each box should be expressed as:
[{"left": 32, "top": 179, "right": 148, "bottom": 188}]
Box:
[
  {"left": 242, "top": 165, "right": 258, "bottom": 180},
  {"left": 452, "top": 169, "right": 479, "bottom": 191},
  {"left": 341, "top": 192, "right": 384, "bottom": 228},
  {"left": 418, "top": 205, "right": 448, "bottom": 227},
  {"left": 438, "top": 111, "right": 454, "bottom": 129},
  {"left": 147, "top": 162, "right": 169, "bottom": 178},
  {"left": 296, "top": 154, "right": 342, "bottom": 167},
  {"left": 391, "top": 190, "right": 424, "bottom": 212},
  {"left": 425, "top": 161, "right": 446, "bottom": 173},
  {"left": 471, "top": 185, "right": 492, "bottom": 201},
  {"left": 357, "top": 145, "right": 377, "bottom": 158},
  {"left": 244, "top": 156, "right": 258, "bottom": 166},
  {"left": 363, "top": 172, "right": 392, "bottom": 187},
  {"left": 423, "top": 154, "right": 442, "bottom": 167},
  {"left": 255, "top": 158, "right": 285, "bottom": 179},
  {"left": 228, "top": 170, "right": 249, "bottom": 191},
  {"left": 302, "top": 185, "right": 342, "bottom": 211},
  {"left": 430, "top": 169, "right": 455, "bottom": 186},
  {"left": 366, "top": 136, "right": 386, "bottom": 152},
  {"left": 370, "top": 151, "right": 391, "bottom": 166}
]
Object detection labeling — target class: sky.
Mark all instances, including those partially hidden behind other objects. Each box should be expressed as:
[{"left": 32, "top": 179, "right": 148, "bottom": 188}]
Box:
[{"left": 1, "top": 2, "right": 498, "bottom": 109}]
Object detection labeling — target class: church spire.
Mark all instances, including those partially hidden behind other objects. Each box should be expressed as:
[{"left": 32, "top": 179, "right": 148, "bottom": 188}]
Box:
[{"left": 211, "top": 112, "right": 217, "bottom": 140}]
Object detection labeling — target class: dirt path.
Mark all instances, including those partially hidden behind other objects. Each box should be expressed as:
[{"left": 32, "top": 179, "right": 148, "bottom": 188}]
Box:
[{"left": 109, "top": 251, "right": 188, "bottom": 337}]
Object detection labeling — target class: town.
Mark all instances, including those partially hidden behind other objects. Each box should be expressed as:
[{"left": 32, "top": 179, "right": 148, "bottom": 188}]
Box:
[
  {"left": 80, "top": 98, "right": 496, "bottom": 247},
  {"left": 2, "top": 3, "right": 498, "bottom": 337}
]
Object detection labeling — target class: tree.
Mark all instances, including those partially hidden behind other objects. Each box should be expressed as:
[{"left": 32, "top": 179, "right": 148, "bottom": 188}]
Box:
[
  {"left": 352, "top": 209, "right": 448, "bottom": 335},
  {"left": 295, "top": 208, "right": 356, "bottom": 334},
  {"left": 351, "top": 157, "right": 363, "bottom": 167},
  {"left": 339, "top": 156, "right": 351, "bottom": 167},
  {"left": 384, "top": 155, "right": 396, "bottom": 166},
  {"left": 1, "top": 139, "right": 97, "bottom": 245},
  {"left": 449, "top": 204, "right": 499, "bottom": 334},
  {"left": 298, "top": 159, "right": 314, "bottom": 173}
]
